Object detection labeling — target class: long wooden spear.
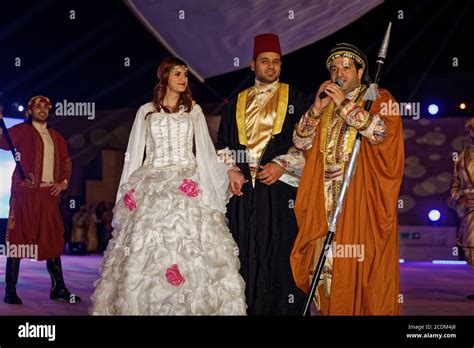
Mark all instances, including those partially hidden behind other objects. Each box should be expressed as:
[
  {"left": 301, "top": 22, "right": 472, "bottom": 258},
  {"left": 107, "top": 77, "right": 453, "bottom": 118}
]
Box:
[{"left": 0, "top": 105, "right": 27, "bottom": 180}]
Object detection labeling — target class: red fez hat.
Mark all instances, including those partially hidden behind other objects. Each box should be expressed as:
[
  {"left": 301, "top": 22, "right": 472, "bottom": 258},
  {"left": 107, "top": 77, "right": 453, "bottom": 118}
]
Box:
[{"left": 253, "top": 33, "right": 282, "bottom": 58}]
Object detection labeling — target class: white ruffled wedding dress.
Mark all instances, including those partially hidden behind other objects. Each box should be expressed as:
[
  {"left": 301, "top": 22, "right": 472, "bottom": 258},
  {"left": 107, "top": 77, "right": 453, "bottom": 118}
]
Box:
[{"left": 89, "top": 102, "right": 247, "bottom": 315}]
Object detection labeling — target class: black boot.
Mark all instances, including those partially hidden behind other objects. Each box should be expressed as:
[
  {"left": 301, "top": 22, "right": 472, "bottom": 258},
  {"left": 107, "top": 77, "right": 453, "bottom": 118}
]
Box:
[
  {"left": 4, "top": 257, "right": 22, "bottom": 304},
  {"left": 46, "top": 257, "right": 81, "bottom": 303}
]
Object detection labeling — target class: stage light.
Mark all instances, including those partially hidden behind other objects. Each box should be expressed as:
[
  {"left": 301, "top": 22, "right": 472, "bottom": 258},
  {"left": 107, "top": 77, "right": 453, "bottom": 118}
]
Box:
[
  {"left": 399, "top": 259, "right": 405, "bottom": 264},
  {"left": 428, "top": 104, "right": 439, "bottom": 115},
  {"left": 432, "top": 260, "right": 467, "bottom": 265},
  {"left": 428, "top": 209, "right": 441, "bottom": 222},
  {"left": 18, "top": 105, "right": 24, "bottom": 112},
  {"left": 459, "top": 102, "right": 467, "bottom": 110}
]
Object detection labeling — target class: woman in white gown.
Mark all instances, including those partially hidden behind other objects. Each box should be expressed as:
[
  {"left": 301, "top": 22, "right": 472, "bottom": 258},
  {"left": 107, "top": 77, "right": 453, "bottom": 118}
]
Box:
[{"left": 90, "top": 57, "right": 247, "bottom": 315}]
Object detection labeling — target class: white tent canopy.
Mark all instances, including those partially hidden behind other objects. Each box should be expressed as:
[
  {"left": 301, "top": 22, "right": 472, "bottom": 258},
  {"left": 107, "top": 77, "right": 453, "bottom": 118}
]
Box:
[{"left": 126, "top": 0, "right": 383, "bottom": 82}]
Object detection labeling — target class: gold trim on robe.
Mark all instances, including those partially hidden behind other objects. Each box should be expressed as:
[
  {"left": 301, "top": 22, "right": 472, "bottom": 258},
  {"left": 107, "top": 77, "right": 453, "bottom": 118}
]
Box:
[
  {"left": 236, "top": 83, "right": 289, "bottom": 146},
  {"left": 273, "top": 83, "right": 289, "bottom": 136},
  {"left": 236, "top": 89, "right": 250, "bottom": 146}
]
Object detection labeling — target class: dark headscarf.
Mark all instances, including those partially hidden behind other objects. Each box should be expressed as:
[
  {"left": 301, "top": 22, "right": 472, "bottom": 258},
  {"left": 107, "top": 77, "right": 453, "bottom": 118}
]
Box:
[{"left": 326, "top": 43, "right": 371, "bottom": 84}]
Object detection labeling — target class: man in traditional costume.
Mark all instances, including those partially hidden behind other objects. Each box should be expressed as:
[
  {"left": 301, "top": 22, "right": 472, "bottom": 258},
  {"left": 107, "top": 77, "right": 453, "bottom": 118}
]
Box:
[
  {"left": 0, "top": 95, "right": 81, "bottom": 304},
  {"left": 450, "top": 119, "right": 474, "bottom": 293},
  {"left": 290, "top": 43, "right": 404, "bottom": 315},
  {"left": 216, "top": 33, "right": 311, "bottom": 315}
]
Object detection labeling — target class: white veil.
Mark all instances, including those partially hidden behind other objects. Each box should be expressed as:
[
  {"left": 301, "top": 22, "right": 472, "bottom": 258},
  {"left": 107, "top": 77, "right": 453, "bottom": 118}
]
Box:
[
  {"left": 116, "top": 103, "right": 150, "bottom": 204},
  {"left": 116, "top": 102, "right": 231, "bottom": 213},
  {"left": 191, "top": 104, "right": 231, "bottom": 213}
]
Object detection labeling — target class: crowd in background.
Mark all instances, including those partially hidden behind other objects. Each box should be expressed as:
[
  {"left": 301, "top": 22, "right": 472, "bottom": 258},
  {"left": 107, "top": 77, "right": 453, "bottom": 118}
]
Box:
[{"left": 62, "top": 201, "right": 114, "bottom": 255}]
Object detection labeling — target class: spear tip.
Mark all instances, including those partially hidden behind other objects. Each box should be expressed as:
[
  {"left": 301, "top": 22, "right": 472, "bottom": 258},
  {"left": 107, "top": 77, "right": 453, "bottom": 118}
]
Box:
[{"left": 378, "top": 22, "right": 392, "bottom": 59}]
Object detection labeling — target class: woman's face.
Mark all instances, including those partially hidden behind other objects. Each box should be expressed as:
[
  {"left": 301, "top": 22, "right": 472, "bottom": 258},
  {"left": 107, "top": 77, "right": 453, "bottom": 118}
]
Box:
[
  {"left": 469, "top": 127, "right": 474, "bottom": 140},
  {"left": 167, "top": 65, "right": 188, "bottom": 94}
]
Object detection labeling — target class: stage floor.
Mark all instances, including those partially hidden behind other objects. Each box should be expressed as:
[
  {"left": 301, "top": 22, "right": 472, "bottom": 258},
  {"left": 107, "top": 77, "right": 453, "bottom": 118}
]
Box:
[{"left": 0, "top": 256, "right": 472, "bottom": 316}]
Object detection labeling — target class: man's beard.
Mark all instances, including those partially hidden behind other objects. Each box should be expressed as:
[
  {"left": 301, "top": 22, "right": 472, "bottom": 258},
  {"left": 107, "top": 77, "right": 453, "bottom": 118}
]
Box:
[
  {"left": 343, "top": 80, "right": 361, "bottom": 94},
  {"left": 256, "top": 75, "right": 278, "bottom": 84},
  {"left": 33, "top": 115, "right": 48, "bottom": 123}
]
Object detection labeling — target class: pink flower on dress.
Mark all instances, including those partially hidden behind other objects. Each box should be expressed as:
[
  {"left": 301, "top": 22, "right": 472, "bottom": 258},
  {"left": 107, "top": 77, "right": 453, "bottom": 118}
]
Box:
[
  {"left": 123, "top": 189, "right": 137, "bottom": 211},
  {"left": 179, "top": 179, "right": 200, "bottom": 198},
  {"left": 165, "top": 264, "right": 185, "bottom": 287}
]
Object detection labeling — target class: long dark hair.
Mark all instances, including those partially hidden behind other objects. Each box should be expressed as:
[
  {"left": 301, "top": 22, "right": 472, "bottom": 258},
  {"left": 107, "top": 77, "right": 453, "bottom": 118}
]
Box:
[{"left": 148, "top": 57, "right": 193, "bottom": 118}]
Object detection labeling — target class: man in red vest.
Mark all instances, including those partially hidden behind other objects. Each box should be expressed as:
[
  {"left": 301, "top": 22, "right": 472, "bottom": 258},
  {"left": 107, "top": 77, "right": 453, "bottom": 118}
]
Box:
[{"left": 0, "top": 96, "right": 81, "bottom": 304}]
